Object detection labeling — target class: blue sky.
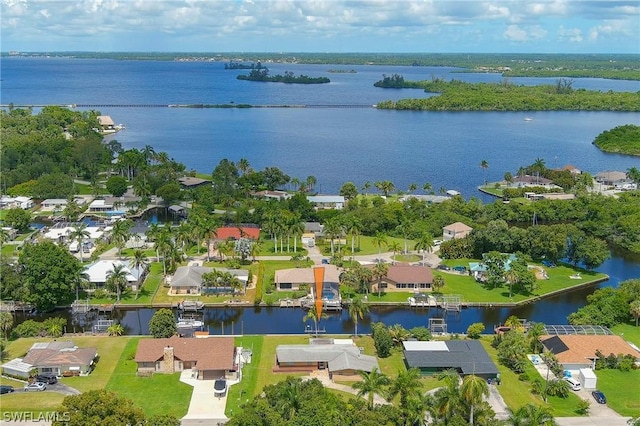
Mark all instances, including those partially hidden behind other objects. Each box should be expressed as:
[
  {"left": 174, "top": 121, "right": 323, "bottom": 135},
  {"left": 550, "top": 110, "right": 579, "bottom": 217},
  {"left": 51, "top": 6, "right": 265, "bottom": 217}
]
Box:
[{"left": 2, "top": 0, "right": 638, "bottom": 53}]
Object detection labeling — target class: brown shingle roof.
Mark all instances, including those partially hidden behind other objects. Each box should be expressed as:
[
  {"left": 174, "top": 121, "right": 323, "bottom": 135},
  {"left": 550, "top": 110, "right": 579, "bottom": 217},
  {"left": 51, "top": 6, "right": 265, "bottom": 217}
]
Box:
[
  {"left": 23, "top": 347, "right": 97, "bottom": 367},
  {"left": 443, "top": 222, "right": 473, "bottom": 232},
  {"left": 541, "top": 335, "right": 640, "bottom": 364},
  {"left": 135, "top": 336, "right": 235, "bottom": 371},
  {"left": 386, "top": 264, "right": 433, "bottom": 284}
]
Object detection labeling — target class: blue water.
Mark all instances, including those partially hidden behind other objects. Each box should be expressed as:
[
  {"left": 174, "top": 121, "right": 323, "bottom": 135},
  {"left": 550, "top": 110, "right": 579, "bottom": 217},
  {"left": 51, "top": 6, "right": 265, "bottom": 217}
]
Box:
[
  {"left": 4, "top": 57, "right": 640, "bottom": 334},
  {"left": 2, "top": 58, "right": 639, "bottom": 198}
]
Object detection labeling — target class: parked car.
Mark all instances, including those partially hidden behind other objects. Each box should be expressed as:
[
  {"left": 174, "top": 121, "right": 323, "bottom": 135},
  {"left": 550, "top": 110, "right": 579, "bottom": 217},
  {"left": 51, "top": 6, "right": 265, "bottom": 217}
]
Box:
[
  {"left": 0, "top": 385, "right": 15, "bottom": 394},
  {"left": 452, "top": 265, "right": 467, "bottom": 273},
  {"left": 433, "top": 240, "right": 443, "bottom": 246},
  {"left": 321, "top": 258, "right": 330, "bottom": 264},
  {"left": 592, "top": 390, "right": 607, "bottom": 404},
  {"left": 213, "top": 379, "right": 227, "bottom": 397},
  {"left": 563, "top": 377, "right": 581, "bottom": 391},
  {"left": 437, "top": 264, "right": 451, "bottom": 271},
  {"left": 24, "top": 382, "right": 46, "bottom": 392},
  {"left": 36, "top": 374, "right": 58, "bottom": 384}
]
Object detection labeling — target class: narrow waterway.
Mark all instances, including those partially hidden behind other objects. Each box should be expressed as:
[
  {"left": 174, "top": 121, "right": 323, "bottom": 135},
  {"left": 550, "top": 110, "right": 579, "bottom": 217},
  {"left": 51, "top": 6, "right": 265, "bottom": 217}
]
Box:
[{"left": 14, "top": 248, "right": 639, "bottom": 335}]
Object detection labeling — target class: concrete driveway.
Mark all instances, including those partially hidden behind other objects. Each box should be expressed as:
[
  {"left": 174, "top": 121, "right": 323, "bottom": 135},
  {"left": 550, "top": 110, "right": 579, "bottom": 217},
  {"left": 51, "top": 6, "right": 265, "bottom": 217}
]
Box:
[{"left": 179, "top": 370, "right": 237, "bottom": 426}]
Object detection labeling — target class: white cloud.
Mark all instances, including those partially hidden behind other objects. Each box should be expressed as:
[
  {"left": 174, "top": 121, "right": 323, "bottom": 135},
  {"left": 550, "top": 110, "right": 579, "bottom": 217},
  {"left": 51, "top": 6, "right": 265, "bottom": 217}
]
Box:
[
  {"left": 557, "top": 25, "right": 583, "bottom": 42},
  {"left": 504, "top": 24, "right": 547, "bottom": 42}
]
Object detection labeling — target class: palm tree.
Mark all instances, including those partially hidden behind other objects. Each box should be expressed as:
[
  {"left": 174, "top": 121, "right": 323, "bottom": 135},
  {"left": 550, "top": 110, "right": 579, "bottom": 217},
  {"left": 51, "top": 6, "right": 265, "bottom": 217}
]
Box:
[
  {"left": 480, "top": 159, "right": 489, "bottom": 185},
  {"left": 461, "top": 375, "right": 489, "bottom": 425},
  {"left": 388, "top": 241, "right": 401, "bottom": 265},
  {"left": 303, "top": 305, "right": 327, "bottom": 337},
  {"left": 348, "top": 295, "right": 369, "bottom": 337},
  {"left": 527, "top": 321, "right": 546, "bottom": 353},
  {"left": 396, "top": 221, "right": 412, "bottom": 255},
  {"left": 323, "top": 219, "right": 342, "bottom": 258},
  {"left": 106, "top": 323, "right": 125, "bottom": 336},
  {"left": 278, "top": 377, "right": 303, "bottom": 420},
  {"left": 414, "top": 232, "right": 433, "bottom": 261},
  {"left": 352, "top": 367, "right": 390, "bottom": 409},
  {"left": 0, "top": 312, "right": 14, "bottom": 339},
  {"left": 408, "top": 183, "right": 417, "bottom": 194},
  {"left": 372, "top": 231, "right": 388, "bottom": 262},
  {"left": 423, "top": 182, "right": 433, "bottom": 194},
  {"left": 373, "top": 262, "right": 388, "bottom": 298},
  {"left": 345, "top": 217, "right": 362, "bottom": 258},
  {"left": 305, "top": 175, "right": 317, "bottom": 193},
  {"left": 505, "top": 268, "right": 518, "bottom": 298},
  {"left": 432, "top": 275, "right": 445, "bottom": 293},
  {"left": 153, "top": 227, "right": 173, "bottom": 276},
  {"left": 106, "top": 263, "right": 129, "bottom": 303},
  {"left": 386, "top": 368, "right": 423, "bottom": 406},
  {"left": 110, "top": 219, "right": 132, "bottom": 259},
  {"left": 69, "top": 223, "right": 90, "bottom": 263},
  {"left": 362, "top": 181, "right": 371, "bottom": 196},
  {"left": 251, "top": 239, "right": 262, "bottom": 262},
  {"left": 130, "top": 249, "right": 149, "bottom": 299},
  {"left": 175, "top": 221, "right": 193, "bottom": 255},
  {"left": 630, "top": 300, "right": 640, "bottom": 327},
  {"left": 627, "top": 166, "right": 640, "bottom": 185},
  {"left": 507, "top": 403, "right": 556, "bottom": 426},
  {"left": 289, "top": 216, "right": 305, "bottom": 254},
  {"left": 238, "top": 158, "right": 251, "bottom": 175}
]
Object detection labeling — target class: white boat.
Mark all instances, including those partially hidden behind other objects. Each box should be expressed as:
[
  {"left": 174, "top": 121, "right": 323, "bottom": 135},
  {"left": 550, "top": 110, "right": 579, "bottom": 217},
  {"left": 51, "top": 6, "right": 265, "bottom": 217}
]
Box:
[
  {"left": 524, "top": 117, "right": 533, "bottom": 122},
  {"left": 177, "top": 318, "right": 204, "bottom": 328}
]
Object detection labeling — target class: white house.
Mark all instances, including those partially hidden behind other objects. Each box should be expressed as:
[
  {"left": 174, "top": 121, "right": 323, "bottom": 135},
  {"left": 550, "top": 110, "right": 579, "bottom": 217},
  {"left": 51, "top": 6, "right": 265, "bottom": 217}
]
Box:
[
  {"left": 0, "top": 196, "right": 33, "bottom": 209},
  {"left": 40, "top": 199, "right": 69, "bottom": 211},
  {"left": 442, "top": 222, "right": 473, "bottom": 241},
  {"left": 307, "top": 195, "right": 345, "bottom": 210},
  {"left": 83, "top": 260, "right": 146, "bottom": 291}
]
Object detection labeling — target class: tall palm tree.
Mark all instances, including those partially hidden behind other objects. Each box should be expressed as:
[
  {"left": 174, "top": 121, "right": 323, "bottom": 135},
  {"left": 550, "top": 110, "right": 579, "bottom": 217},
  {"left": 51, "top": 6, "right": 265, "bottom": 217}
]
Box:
[
  {"left": 175, "top": 221, "right": 193, "bottom": 255},
  {"left": 323, "top": 219, "right": 342, "bottom": 258},
  {"left": 110, "top": 219, "right": 132, "bottom": 259},
  {"left": 106, "top": 263, "right": 129, "bottom": 303},
  {"left": 238, "top": 158, "right": 251, "bottom": 175},
  {"left": 69, "top": 223, "right": 90, "bottom": 263},
  {"left": 386, "top": 368, "right": 423, "bottom": 407},
  {"left": 423, "top": 182, "right": 433, "bottom": 194},
  {"left": 372, "top": 231, "right": 388, "bottom": 262},
  {"left": 346, "top": 217, "right": 362, "bottom": 258},
  {"left": 251, "top": 239, "right": 262, "bottom": 262},
  {"left": 348, "top": 295, "right": 369, "bottom": 337},
  {"left": 414, "top": 232, "right": 433, "bottom": 261},
  {"left": 388, "top": 241, "right": 401, "bottom": 265},
  {"left": 630, "top": 300, "right": 640, "bottom": 327},
  {"left": 362, "top": 181, "right": 371, "bottom": 196},
  {"left": 130, "top": 249, "right": 149, "bottom": 299},
  {"left": 480, "top": 159, "right": 489, "bottom": 185},
  {"left": 289, "top": 216, "right": 305, "bottom": 254},
  {"left": 505, "top": 268, "right": 518, "bottom": 298},
  {"left": 396, "top": 221, "right": 412, "bottom": 255},
  {"left": 303, "top": 305, "right": 327, "bottom": 337},
  {"left": 153, "top": 227, "right": 173, "bottom": 276},
  {"left": 461, "top": 375, "right": 489, "bottom": 425},
  {"left": 373, "top": 262, "right": 388, "bottom": 298},
  {"left": 278, "top": 377, "right": 303, "bottom": 420},
  {"left": 352, "top": 367, "right": 390, "bottom": 409}
]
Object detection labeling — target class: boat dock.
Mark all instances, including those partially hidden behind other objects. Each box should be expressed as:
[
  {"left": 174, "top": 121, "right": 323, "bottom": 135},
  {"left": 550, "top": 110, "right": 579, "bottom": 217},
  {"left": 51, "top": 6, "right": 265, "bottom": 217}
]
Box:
[
  {"left": 279, "top": 299, "right": 302, "bottom": 308},
  {"left": 71, "top": 300, "right": 114, "bottom": 314},
  {"left": 0, "top": 301, "right": 34, "bottom": 313},
  {"left": 407, "top": 294, "right": 462, "bottom": 312}
]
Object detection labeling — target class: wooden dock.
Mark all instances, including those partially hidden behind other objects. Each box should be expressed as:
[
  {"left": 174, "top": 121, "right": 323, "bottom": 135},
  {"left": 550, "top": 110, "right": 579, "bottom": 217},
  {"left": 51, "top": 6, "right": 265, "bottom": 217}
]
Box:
[
  {"left": 0, "top": 301, "right": 34, "bottom": 313},
  {"left": 279, "top": 299, "right": 302, "bottom": 308},
  {"left": 71, "top": 300, "right": 114, "bottom": 314}
]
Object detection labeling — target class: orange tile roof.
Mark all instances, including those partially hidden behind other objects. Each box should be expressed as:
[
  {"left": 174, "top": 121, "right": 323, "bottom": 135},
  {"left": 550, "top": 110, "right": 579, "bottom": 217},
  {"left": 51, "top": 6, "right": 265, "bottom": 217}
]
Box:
[
  {"left": 215, "top": 226, "right": 260, "bottom": 240},
  {"left": 541, "top": 335, "right": 640, "bottom": 364}
]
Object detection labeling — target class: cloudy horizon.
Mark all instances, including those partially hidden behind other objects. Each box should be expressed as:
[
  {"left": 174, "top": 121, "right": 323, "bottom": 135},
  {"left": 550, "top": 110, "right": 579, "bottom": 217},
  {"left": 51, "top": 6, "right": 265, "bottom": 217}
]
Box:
[{"left": 1, "top": 0, "right": 638, "bottom": 54}]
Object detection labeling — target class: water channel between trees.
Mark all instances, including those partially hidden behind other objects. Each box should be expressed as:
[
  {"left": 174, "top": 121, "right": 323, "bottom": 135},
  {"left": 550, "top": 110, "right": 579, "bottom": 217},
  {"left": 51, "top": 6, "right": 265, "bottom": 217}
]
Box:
[{"left": 13, "top": 247, "right": 640, "bottom": 336}]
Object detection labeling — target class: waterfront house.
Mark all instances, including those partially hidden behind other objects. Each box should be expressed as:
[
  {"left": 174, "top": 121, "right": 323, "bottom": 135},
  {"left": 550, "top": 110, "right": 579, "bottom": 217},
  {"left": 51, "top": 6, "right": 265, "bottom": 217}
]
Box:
[
  {"left": 88, "top": 199, "right": 115, "bottom": 213},
  {"left": 40, "top": 198, "right": 69, "bottom": 212},
  {"left": 97, "top": 115, "right": 115, "bottom": 131},
  {"left": 304, "top": 222, "right": 324, "bottom": 238},
  {"left": 169, "top": 266, "right": 249, "bottom": 295},
  {"left": 595, "top": 170, "right": 628, "bottom": 187},
  {"left": 274, "top": 265, "right": 340, "bottom": 291},
  {"left": 512, "top": 175, "right": 556, "bottom": 188},
  {"left": 178, "top": 176, "right": 211, "bottom": 189},
  {"left": 367, "top": 264, "right": 433, "bottom": 293},
  {"left": 442, "top": 222, "right": 473, "bottom": 241},
  {"left": 252, "top": 190, "right": 292, "bottom": 201},
  {"left": 540, "top": 334, "right": 640, "bottom": 371},
  {"left": 1, "top": 341, "right": 98, "bottom": 378},
  {"left": 275, "top": 338, "right": 379, "bottom": 381},
  {"left": 403, "top": 340, "right": 498, "bottom": 379},
  {"left": 83, "top": 260, "right": 146, "bottom": 292},
  {"left": 135, "top": 335, "right": 236, "bottom": 380},
  {"left": 307, "top": 195, "right": 345, "bottom": 210},
  {"left": 0, "top": 196, "right": 33, "bottom": 210},
  {"left": 399, "top": 194, "right": 449, "bottom": 204}
]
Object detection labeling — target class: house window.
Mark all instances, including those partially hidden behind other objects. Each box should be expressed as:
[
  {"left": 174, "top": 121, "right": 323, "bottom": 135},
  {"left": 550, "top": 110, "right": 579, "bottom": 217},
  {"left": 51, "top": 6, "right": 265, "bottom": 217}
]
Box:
[
  {"left": 41, "top": 367, "right": 54, "bottom": 373},
  {"left": 380, "top": 282, "right": 387, "bottom": 289},
  {"left": 280, "top": 283, "right": 292, "bottom": 290}
]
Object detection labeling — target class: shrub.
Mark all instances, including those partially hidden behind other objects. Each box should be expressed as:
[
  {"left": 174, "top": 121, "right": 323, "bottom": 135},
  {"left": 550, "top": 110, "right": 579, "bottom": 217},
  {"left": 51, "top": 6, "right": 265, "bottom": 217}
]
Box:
[
  {"left": 371, "top": 322, "right": 393, "bottom": 358},
  {"left": 466, "top": 322, "right": 485, "bottom": 339},
  {"left": 410, "top": 326, "right": 432, "bottom": 341},
  {"left": 575, "top": 399, "right": 590, "bottom": 415},
  {"left": 546, "top": 379, "right": 570, "bottom": 398},
  {"left": 518, "top": 373, "right": 529, "bottom": 382}
]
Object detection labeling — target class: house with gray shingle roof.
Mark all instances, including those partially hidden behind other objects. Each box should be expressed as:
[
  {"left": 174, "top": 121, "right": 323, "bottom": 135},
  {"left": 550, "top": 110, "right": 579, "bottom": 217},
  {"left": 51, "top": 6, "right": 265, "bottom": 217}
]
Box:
[
  {"left": 403, "top": 340, "right": 498, "bottom": 379},
  {"left": 275, "top": 338, "right": 379, "bottom": 381}
]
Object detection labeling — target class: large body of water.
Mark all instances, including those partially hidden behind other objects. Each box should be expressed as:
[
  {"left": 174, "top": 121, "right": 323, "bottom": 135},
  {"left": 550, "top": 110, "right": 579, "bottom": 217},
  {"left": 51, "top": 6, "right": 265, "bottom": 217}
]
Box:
[{"left": 3, "top": 57, "right": 640, "bottom": 334}]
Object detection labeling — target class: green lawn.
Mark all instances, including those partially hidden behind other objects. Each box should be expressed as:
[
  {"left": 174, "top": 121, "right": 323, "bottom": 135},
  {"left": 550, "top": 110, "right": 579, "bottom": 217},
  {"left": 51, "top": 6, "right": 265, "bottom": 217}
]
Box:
[
  {"left": 595, "top": 369, "right": 640, "bottom": 417},
  {"left": 0, "top": 336, "right": 132, "bottom": 412},
  {"left": 226, "top": 335, "right": 264, "bottom": 417},
  {"left": 0, "top": 243, "right": 18, "bottom": 256},
  {"left": 258, "top": 239, "right": 308, "bottom": 257},
  {"left": 87, "top": 262, "right": 163, "bottom": 305},
  {"left": 436, "top": 260, "right": 607, "bottom": 304},
  {"left": 479, "top": 338, "right": 585, "bottom": 417},
  {"left": 105, "top": 338, "right": 193, "bottom": 418},
  {"left": 610, "top": 323, "right": 640, "bottom": 347},
  {"left": 318, "top": 235, "right": 415, "bottom": 257}
]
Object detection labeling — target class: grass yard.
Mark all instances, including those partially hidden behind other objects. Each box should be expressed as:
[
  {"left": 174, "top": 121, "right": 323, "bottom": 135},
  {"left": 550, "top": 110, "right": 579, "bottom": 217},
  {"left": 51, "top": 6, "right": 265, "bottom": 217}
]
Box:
[
  {"left": 258, "top": 239, "right": 308, "bottom": 257},
  {"left": 105, "top": 338, "right": 193, "bottom": 418},
  {"left": 0, "top": 243, "right": 18, "bottom": 256},
  {"left": 354, "top": 336, "right": 406, "bottom": 377},
  {"left": 226, "top": 335, "right": 264, "bottom": 417},
  {"left": 318, "top": 235, "right": 415, "bottom": 257},
  {"left": 436, "top": 260, "right": 606, "bottom": 304},
  {"left": 88, "top": 263, "right": 163, "bottom": 306},
  {"left": 0, "top": 336, "right": 132, "bottom": 412},
  {"left": 610, "top": 323, "right": 640, "bottom": 347},
  {"left": 594, "top": 369, "right": 640, "bottom": 417},
  {"left": 479, "top": 338, "right": 584, "bottom": 417}
]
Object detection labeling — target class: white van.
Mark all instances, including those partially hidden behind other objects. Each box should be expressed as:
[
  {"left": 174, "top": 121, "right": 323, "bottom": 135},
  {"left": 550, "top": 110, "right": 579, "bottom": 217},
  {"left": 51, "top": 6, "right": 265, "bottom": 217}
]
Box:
[
  {"left": 564, "top": 377, "right": 581, "bottom": 391},
  {"left": 69, "top": 241, "right": 79, "bottom": 253}
]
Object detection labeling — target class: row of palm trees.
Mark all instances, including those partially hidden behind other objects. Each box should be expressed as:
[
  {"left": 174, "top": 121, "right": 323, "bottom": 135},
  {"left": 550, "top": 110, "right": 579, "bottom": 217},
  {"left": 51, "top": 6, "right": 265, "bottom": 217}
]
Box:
[
  {"left": 262, "top": 209, "right": 305, "bottom": 254},
  {"left": 353, "top": 367, "right": 555, "bottom": 425}
]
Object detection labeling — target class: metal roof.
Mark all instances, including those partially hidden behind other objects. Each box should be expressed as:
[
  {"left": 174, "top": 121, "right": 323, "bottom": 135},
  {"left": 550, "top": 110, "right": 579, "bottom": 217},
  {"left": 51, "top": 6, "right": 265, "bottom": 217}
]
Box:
[
  {"left": 542, "top": 325, "right": 613, "bottom": 335},
  {"left": 403, "top": 340, "right": 498, "bottom": 375}
]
